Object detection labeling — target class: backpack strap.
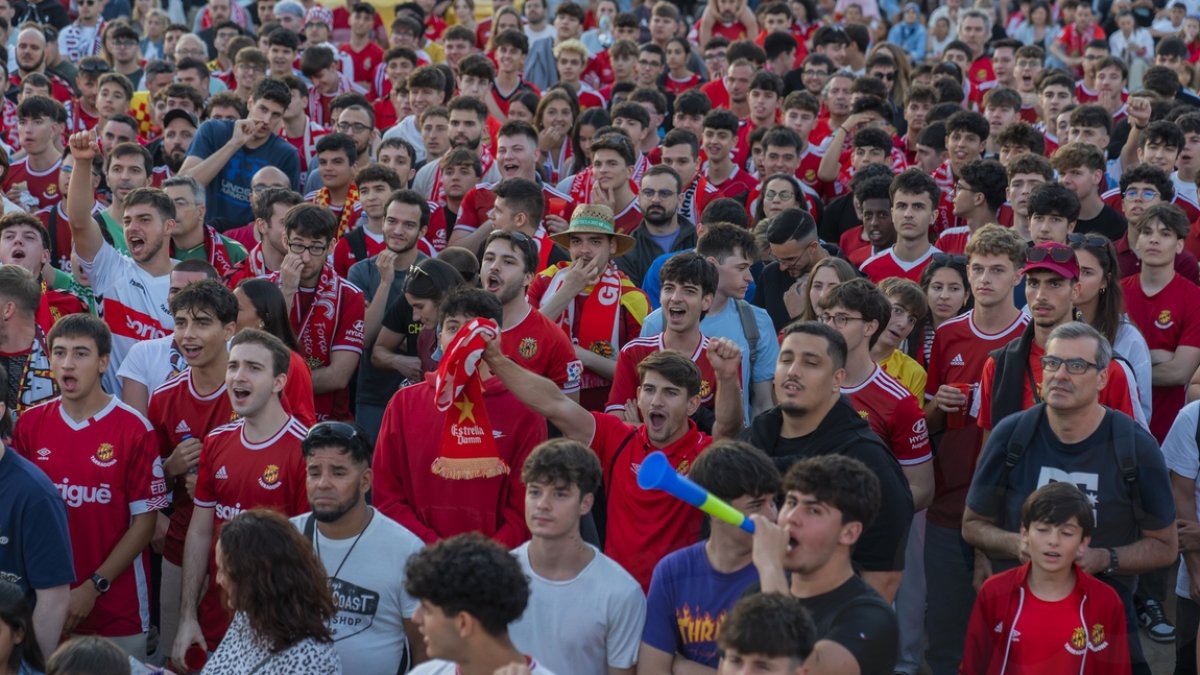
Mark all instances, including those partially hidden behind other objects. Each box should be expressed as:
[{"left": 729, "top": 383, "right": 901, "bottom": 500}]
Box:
[
  {"left": 1109, "top": 411, "right": 1145, "bottom": 524},
  {"left": 605, "top": 429, "right": 638, "bottom": 502},
  {"left": 303, "top": 512, "right": 317, "bottom": 542},
  {"left": 734, "top": 299, "right": 759, "bottom": 375},
  {"left": 345, "top": 228, "right": 369, "bottom": 264},
  {"left": 994, "top": 404, "right": 1046, "bottom": 530}
]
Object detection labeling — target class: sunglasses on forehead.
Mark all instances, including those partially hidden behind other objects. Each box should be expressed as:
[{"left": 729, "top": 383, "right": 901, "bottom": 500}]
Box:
[{"left": 1025, "top": 245, "right": 1075, "bottom": 264}]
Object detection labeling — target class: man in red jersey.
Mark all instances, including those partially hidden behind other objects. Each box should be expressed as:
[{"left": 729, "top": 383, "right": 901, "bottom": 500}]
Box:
[
  {"left": 338, "top": 3, "right": 385, "bottom": 93},
  {"left": 372, "top": 288, "right": 547, "bottom": 546},
  {"left": 277, "top": 75, "right": 329, "bottom": 188},
  {"left": 607, "top": 252, "right": 721, "bottom": 421},
  {"left": 489, "top": 177, "right": 571, "bottom": 270},
  {"left": 4, "top": 96, "right": 64, "bottom": 212},
  {"left": 700, "top": 58, "right": 753, "bottom": 121},
  {"left": 12, "top": 314, "right": 167, "bottom": 659},
  {"left": 700, "top": 109, "right": 758, "bottom": 204},
  {"left": 332, "top": 166, "right": 402, "bottom": 278},
  {"left": 480, "top": 230, "right": 581, "bottom": 397},
  {"left": 528, "top": 204, "right": 650, "bottom": 411},
  {"left": 488, "top": 30, "right": 539, "bottom": 123},
  {"left": 304, "top": 134, "right": 364, "bottom": 241},
  {"left": 484, "top": 322, "right": 744, "bottom": 589},
  {"left": 145, "top": 280, "right": 238, "bottom": 666},
  {"left": 450, "top": 121, "right": 573, "bottom": 252},
  {"left": 271, "top": 203, "right": 365, "bottom": 421},
  {"left": 817, "top": 279, "right": 932, "bottom": 510},
  {"left": 920, "top": 223, "right": 1028, "bottom": 674},
  {"left": 936, "top": 159, "right": 1009, "bottom": 255},
  {"left": 860, "top": 170, "right": 941, "bottom": 284},
  {"left": 0, "top": 213, "right": 86, "bottom": 333},
  {"left": 1122, "top": 203, "right": 1200, "bottom": 443},
  {"left": 172, "top": 329, "right": 310, "bottom": 659}
]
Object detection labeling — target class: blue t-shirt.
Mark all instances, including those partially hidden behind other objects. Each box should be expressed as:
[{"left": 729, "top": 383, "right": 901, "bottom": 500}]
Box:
[
  {"left": 186, "top": 120, "right": 301, "bottom": 229},
  {"left": 0, "top": 447, "right": 74, "bottom": 597},
  {"left": 641, "top": 298, "right": 779, "bottom": 421},
  {"left": 642, "top": 541, "right": 759, "bottom": 667}
]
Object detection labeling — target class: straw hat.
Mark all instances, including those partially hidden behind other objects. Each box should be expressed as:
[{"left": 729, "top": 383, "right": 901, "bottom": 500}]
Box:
[{"left": 549, "top": 203, "right": 636, "bottom": 257}]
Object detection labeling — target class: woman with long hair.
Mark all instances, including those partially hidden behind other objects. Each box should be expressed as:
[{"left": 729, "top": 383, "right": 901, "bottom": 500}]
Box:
[
  {"left": 1013, "top": 2, "right": 1064, "bottom": 68},
  {"left": 912, "top": 254, "right": 972, "bottom": 366},
  {"left": 754, "top": 174, "right": 806, "bottom": 225},
  {"left": 568, "top": 108, "right": 612, "bottom": 177},
  {"left": 0, "top": 581, "right": 44, "bottom": 675},
  {"left": 1069, "top": 233, "right": 1152, "bottom": 423},
  {"left": 534, "top": 89, "right": 580, "bottom": 184},
  {"left": 800, "top": 257, "right": 858, "bottom": 322},
  {"left": 506, "top": 90, "right": 541, "bottom": 125},
  {"left": 203, "top": 510, "right": 339, "bottom": 673},
  {"left": 371, "top": 258, "right": 467, "bottom": 386},
  {"left": 663, "top": 37, "right": 701, "bottom": 95},
  {"left": 233, "top": 279, "right": 317, "bottom": 425},
  {"left": 485, "top": 7, "right": 522, "bottom": 53},
  {"left": 868, "top": 42, "right": 913, "bottom": 109}
]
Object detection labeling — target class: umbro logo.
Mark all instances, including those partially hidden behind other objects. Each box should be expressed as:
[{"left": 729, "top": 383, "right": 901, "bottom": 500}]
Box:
[
  {"left": 175, "top": 420, "right": 191, "bottom": 435},
  {"left": 950, "top": 354, "right": 965, "bottom": 366},
  {"left": 36, "top": 448, "right": 51, "bottom": 461},
  {"left": 215, "top": 466, "right": 229, "bottom": 480}
]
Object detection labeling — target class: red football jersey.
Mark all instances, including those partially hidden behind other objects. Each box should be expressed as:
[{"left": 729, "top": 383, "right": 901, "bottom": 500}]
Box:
[
  {"left": 700, "top": 78, "right": 729, "bottom": 111},
  {"left": 796, "top": 144, "right": 823, "bottom": 188},
  {"left": 1122, "top": 273, "right": 1200, "bottom": 442},
  {"left": 664, "top": 72, "right": 702, "bottom": 96},
  {"left": 192, "top": 417, "right": 309, "bottom": 648},
  {"left": 843, "top": 365, "right": 931, "bottom": 465},
  {"left": 280, "top": 122, "right": 329, "bottom": 186},
  {"left": 146, "top": 371, "right": 236, "bottom": 567},
  {"left": 605, "top": 334, "right": 721, "bottom": 414},
  {"left": 935, "top": 226, "right": 971, "bottom": 255},
  {"left": 501, "top": 305, "right": 583, "bottom": 394},
  {"left": 456, "top": 181, "right": 574, "bottom": 237},
  {"left": 12, "top": 397, "right": 167, "bottom": 638},
  {"left": 705, "top": 164, "right": 758, "bottom": 205},
  {"left": 859, "top": 247, "right": 939, "bottom": 284},
  {"left": 332, "top": 227, "right": 385, "bottom": 279},
  {"left": 339, "top": 41, "right": 385, "bottom": 96},
  {"left": 4, "top": 156, "right": 62, "bottom": 211}
]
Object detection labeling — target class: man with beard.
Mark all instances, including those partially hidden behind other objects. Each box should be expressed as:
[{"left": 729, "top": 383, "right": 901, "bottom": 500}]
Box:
[
  {"left": 349, "top": 189, "right": 426, "bottom": 439},
  {"left": 740, "top": 321, "right": 914, "bottom": 603},
  {"left": 412, "top": 96, "right": 500, "bottom": 206},
  {"left": 292, "top": 420, "right": 427, "bottom": 674},
  {"left": 304, "top": 133, "right": 363, "bottom": 242},
  {"left": 481, "top": 230, "right": 581, "bottom": 398},
  {"left": 150, "top": 109, "right": 198, "bottom": 187},
  {"left": 332, "top": 165, "right": 401, "bottom": 278},
  {"left": 619, "top": 166, "right": 696, "bottom": 288},
  {"left": 180, "top": 78, "right": 300, "bottom": 231},
  {"left": 163, "top": 175, "right": 248, "bottom": 278},
  {"left": 10, "top": 26, "right": 72, "bottom": 101}
]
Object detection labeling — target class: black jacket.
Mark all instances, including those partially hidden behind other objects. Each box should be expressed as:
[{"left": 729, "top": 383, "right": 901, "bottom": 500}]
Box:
[
  {"left": 616, "top": 218, "right": 697, "bottom": 288},
  {"left": 740, "top": 398, "right": 914, "bottom": 572},
  {"left": 987, "top": 323, "right": 1037, "bottom": 429}
]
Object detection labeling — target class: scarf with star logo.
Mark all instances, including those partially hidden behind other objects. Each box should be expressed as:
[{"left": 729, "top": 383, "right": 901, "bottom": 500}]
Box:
[{"left": 431, "top": 318, "right": 507, "bottom": 480}]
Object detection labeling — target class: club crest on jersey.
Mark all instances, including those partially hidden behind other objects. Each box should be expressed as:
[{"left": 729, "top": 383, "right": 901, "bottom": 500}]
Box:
[
  {"left": 519, "top": 337, "right": 538, "bottom": 359},
  {"left": 699, "top": 379, "right": 712, "bottom": 399},
  {"left": 1066, "top": 626, "right": 1087, "bottom": 654},
  {"left": 1156, "top": 310, "right": 1174, "bottom": 330},
  {"left": 259, "top": 464, "right": 282, "bottom": 489},
  {"left": 91, "top": 443, "right": 117, "bottom": 468}
]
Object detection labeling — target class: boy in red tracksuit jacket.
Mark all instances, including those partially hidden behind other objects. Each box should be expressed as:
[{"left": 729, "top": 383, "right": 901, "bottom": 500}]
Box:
[{"left": 961, "top": 482, "right": 1130, "bottom": 675}]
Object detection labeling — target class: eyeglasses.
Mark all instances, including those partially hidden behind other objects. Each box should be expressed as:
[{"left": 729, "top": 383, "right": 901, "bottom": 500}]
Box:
[
  {"left": 637, "top": 59, "right": 662, "bottom": 68},
  {"left": 818, "top": 313, "right": 866, "bottom": 328},
  {"left": 1025, "top": 245, "right": 1075, "bottom": 264},
  {"left": 1123, "top": 187, "right": 1159, "bottom": 201},
  {"left": 872, "top": 71, "right": 895, "bottom": 81},
  {"left": 640, "top": 188, "right": 675, "bottom": 201},
  {"left": 306, "top": 420, "right": 361, "bottom": 442},
  {"left": 1041, "top": 355, "right": 1102, "bottom": 375},
  {"left": 953, "top": 182, "right": 978, "bottom": 195},
  {"left": 112, "top": 38, "right": 138, "bottom": 47},
  {"left": 931, "top": 252, "right": 968, "bottom": 266},
  {"left": 336, "top": 121, "right": 372, "bottom": 134},
  {"left": 704, "top": 52, "right": 727, "bottom": 62},
  {"left": 764, "top": 189, "right": 795, "bottom": 201},
  {"left": 287, "top": 239, "right": 329, "bottom": 256}
]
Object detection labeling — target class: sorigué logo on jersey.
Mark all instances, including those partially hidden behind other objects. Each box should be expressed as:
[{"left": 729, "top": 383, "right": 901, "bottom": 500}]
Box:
[
  {"left": 91, "top": 443, "right": 117, "bottom": 468},
  {"left": 258, "top": 464, "right": 282, "bottom": 490}
]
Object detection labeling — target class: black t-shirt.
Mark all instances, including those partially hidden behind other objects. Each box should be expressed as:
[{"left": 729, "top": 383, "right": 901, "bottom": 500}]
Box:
[
  {"left": 752, "top": 261, "right": 799, "bottom": 334},
  {"left": 1075, "top": 204, "right": 1128, "bottom": 242},
  {"left": 966, "top": 408, "right": 1175, "bottom": 581},
  {"left": 820, "top": 193, "right": 859, "bottom": 243},
  {"left": 799, "top": 575, "right": 899, "bottom": 675}
]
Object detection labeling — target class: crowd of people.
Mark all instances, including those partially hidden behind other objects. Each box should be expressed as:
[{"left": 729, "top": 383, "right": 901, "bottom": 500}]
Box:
[{"left": 6, "top": 0, "right": 1200, "bottom": 672}]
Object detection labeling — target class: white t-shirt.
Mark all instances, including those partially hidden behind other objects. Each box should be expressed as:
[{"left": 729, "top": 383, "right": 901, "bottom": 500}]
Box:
[
  {"left": 291, "top": 509, "right": 425, "bottom": 675},
  {"left": 77, "top": 242, "right": 173, "bottom": 396},
  {"left": 508, "top": 543, "right": 645, "bottom": 675},
  {"left": 411, "top": 658, "right": 558, "bottom": 675},
  {"left": 1162, "top": 400, "right": 1200, "bottom": 600},
  {"left": 118, "top": 334, "right": 186, "bottom": 398}
]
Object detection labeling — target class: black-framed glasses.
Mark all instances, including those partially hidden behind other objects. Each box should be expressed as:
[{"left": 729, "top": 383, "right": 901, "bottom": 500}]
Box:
[
  {"left": 953, "top": 182, "right": 978, "bottom": 195},
  {"left": 1041, "top": 356, "right": 1102, "bottom": 375},
  {"left": 336, "top": 121, "right": 372, "bottom": 134},
  {"left": 287, "top": 239, "right": 329, "bottom": 256},
  {"left": 818, "top": 313, "right": 866, "bottom": 328},
  {"left": 306, "top": 421, "right": 360, "bottom": 442},
  {"left": 931, "top": 252, "right": 968, "bottom": 266},
  {"left": 1026, "top": 245, "right": 1075, "bottom": 264}
]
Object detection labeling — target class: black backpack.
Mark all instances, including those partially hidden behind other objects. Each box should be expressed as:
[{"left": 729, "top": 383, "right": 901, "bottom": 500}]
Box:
[{"left": 992, "top": 403, "right": 1143, "bottom": 530}]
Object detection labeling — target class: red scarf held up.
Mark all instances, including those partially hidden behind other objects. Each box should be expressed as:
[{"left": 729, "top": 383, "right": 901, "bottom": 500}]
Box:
[{"left": 432, "top": 318, "right": 508, "bottom": 480}]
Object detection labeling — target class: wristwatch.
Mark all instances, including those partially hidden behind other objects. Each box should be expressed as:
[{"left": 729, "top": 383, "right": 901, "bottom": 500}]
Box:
[
  {"left": 90, "top": 573, "right": 111, "bottom": 593},
  {"left": 1103, "top": 547, "right": 1119, "bottom": 575}
]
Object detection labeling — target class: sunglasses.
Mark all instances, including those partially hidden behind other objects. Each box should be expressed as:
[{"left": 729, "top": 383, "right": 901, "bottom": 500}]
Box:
[
  {"left": 80, "top": 61, "right": 112, "bottom": 73},
  {"left": 306, "top": 420, "right": 361, "bottom": 442},
  {"left": 409, "top": 263, "right": 429, "bottom": 278},
  {"left": 1025, "top": 245, "right": 1075, "bottom": 264},
  {"left": 1067, "top": 233, "right": 1110, "bottom": 249},
  {"left": 931, "top": 252, "right": 968, "bottom": 266}
]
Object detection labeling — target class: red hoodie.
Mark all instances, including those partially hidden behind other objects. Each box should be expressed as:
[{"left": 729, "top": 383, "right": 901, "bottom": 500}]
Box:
[
  {"left": 961, "top": 563, "right": 1130, "bottom": 675},
  {"left": 372, "top": 374, "right": 546, "bottom": 547}
]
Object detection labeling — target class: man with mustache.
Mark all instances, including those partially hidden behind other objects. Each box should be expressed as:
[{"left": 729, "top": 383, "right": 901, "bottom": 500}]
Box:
[
  {"left": 618, "top": 166, "right": 695, "bottom": 288},
  {"left": 151, "top": 109, "right": 198, "bottom": 187}
]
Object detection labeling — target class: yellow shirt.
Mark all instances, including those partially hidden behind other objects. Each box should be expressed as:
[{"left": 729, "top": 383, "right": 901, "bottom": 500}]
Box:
[{"left": 879, "top": 349, "right": 927, "bottom": 401}]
